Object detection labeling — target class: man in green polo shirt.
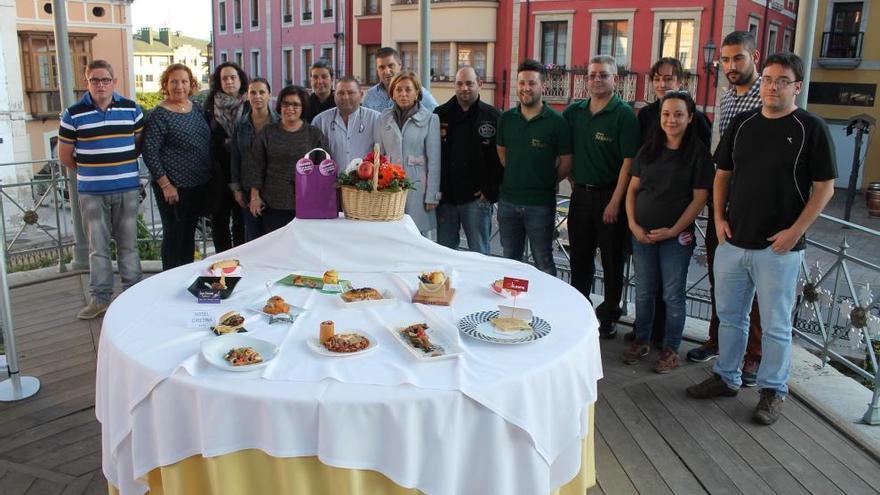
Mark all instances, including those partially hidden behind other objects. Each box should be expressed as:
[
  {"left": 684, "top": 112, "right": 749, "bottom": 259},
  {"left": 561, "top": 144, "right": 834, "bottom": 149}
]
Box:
[
  {"left": 563, "top": 54, "right": 640, "bottom": 338},
  {"left": 496, "top": 59, "right": 572, "bottom": 275}
]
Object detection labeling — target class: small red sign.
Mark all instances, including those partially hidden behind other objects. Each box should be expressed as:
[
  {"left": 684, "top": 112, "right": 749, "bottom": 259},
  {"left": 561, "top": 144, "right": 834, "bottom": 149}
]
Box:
[{"left": 503, "top": 277, "right": 529, "bottom": 292}]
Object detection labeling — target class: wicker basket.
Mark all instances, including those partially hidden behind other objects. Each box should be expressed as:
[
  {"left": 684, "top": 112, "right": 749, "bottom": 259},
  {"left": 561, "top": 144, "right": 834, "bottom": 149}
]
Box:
[{"left": 340, "top": 144, "right": 408, "bottom": 221}]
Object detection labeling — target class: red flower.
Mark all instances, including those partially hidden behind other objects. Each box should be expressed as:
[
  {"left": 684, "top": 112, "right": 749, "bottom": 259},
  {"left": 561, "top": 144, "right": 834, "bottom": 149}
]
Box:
[{"left": 363, "top": 151, "right": 389, "bottom": 165}]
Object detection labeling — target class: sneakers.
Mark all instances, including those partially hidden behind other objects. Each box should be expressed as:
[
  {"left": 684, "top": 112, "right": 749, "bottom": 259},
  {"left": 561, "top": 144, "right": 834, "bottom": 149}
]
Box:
[
  {"left": 599, "top": 321, "right": 617, "bottom": 340},
  {"left": 741, "top": 359, "right": 760, "bottom": 387},
  {"left": 686, "top": 373, "right": 739, "bottom": 399},
  {"left": 621, "top": 341, "right": 650, "bottom": 365},
  {"left": 686, "top": 343, "right": 719, "bottom": 363},
  {"left": 77, "top": 301, "right": 109, "bottom": 320},
  {"left": 654, "top": 348, "right": 680, "bottom": 374},
  {"left": 753, "top": 389, "right": 784, "bottom": 425}
]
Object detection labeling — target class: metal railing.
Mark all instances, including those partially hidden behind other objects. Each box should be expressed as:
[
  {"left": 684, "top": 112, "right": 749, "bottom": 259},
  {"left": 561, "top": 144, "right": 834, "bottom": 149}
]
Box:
[
  {"left": 543, "top": 67, "right": 638, "bottom": 104},
  {"left": 643, "top": 72, "right": 700, "bottom": 104},
  {"left": 820, "top": 31, "right": 864, "bottom": 59},
  {"left": 0, "top": 158, "right": 212, "bottom": 272}
]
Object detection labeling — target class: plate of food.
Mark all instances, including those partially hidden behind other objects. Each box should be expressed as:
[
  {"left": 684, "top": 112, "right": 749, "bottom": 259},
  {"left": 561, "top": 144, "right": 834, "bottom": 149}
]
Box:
[
  {"left": 277, "top": 270, "right": 352, "bottom": 293},
  {"left": 490, "top": 279, "right": 527, "bottom": 299},
  {"left": 205, "top": 258, "right": 242, "bottom": 277},
  {"left": 201, "top": 334, "right": 278, "bottom": 371},
  {"left": 339, "top": 287, "right": 395, "bottom": 308},
  {"left": 211, "top": 310, "right": 248, "bottom": 335},
  {"left": 457, "top": 310, "right": 552, "bottom": 344},
  {"left": 306, "top": 320, "right": 378, "bottom": 357},
  {"left": 251, "top": 295, "right": 306, "bottom": 319},
  {"left": 390, "top": 322, "right": 463, "bottom": 361},
  {"left": 187, "top": 275, "right": 241, "bottom": 300}
]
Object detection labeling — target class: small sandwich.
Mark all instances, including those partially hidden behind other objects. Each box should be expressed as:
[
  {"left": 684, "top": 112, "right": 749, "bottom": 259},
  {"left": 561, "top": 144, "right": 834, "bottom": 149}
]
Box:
[
  {"left": 209, "top": 259, "right": 241, "bottom": 276},
  {"left": 489, "top": 316, "right": 532, "bottom": 332},
  {"left": 213, "top": 311, "right": 246, "bottom": 335}
]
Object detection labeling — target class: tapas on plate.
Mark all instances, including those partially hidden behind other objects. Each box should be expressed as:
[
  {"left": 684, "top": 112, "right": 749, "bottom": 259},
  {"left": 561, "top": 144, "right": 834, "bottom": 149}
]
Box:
[
  {"left": 390, "top": 322, "right": 463, "bottom": 361},
  {"left": 201, "top": 334, "right": 277, "bottom": 371},
  {"left": 306, "top": 325, "right": 378, "bottom": 357}
]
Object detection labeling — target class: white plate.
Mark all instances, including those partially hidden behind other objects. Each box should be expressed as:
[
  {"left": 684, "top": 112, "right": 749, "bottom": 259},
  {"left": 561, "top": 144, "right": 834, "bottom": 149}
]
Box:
[
  {"left": 338, "top": 290, "right": 396, "bottom": 309},
  {"left": 389, "top": 323, "right": 463, "bottom": 361},
  {"left": 201, "top": 334, "right": 278, "bottom": 371},
  {"left": 249, "top": 295, "right": 307, "bottom": 318},
  {"left": 306, "top": 330, "right": 379, "bottom": 357}
]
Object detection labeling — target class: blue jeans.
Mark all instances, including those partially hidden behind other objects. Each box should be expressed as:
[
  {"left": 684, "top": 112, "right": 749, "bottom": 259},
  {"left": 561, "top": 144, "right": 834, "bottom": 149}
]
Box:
[
  {"left": 79, "top": 190, "right": 143, "bottom": 304},
  {"left": 632, "top": 235, "right": 695, "bottom": 351},
  {"left": 497, "top": 199, "right": 556, "bottom": 275},
  {"left": 436, "top": 199, "right": 492, "bottom": 255},
  {"left": 712, "top": 242, "right": 802, "bottom": 396}
]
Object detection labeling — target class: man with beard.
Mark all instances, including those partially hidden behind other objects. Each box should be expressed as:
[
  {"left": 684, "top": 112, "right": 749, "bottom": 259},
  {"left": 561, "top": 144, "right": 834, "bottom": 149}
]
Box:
[
  {"left": 363, "top": 47, "right": 438, "bottom": 112},
  {"left": 433, "top": 66, "right": 503, "bottom": 255},
  {"left": 303, "top": 59, "right": 336, "bottom": 123},
  {"left": 686, "top": 31, "right": 765, "bottom": 389},
  {"left": 563, "top": 55, "right": 640, "bottom": 339},
  {"left": 495, "top": 59, "right": 572, "bottom": 275},
  {"left": 312, "top": 76, "right": 381, "bottom": 167},
  {"left": 687, "top": 52, "right": 836, "bottom": 425}
]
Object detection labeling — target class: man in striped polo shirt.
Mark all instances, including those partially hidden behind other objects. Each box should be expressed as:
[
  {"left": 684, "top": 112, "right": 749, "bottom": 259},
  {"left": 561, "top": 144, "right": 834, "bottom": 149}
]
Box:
[{"left": 59, "top": 60, "right": 144, "bottom": 320}]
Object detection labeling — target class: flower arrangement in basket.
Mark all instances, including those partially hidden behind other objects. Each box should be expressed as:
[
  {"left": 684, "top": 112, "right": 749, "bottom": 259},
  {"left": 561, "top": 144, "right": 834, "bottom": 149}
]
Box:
[{"left": 337, "top": 144, "right": 414, "bottom": 221}]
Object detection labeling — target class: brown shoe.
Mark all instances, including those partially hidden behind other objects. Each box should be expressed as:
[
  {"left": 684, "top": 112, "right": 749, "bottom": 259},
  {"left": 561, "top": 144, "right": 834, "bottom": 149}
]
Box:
[
  {"left": 654, "top": 348, "right": 680, "bottom": 374},
  {"left": 686, "top": 373, "right": 739, "bottom": 399},
  {"left": 77, "top": 301, "right": 109, "bottom": 320},
  {"left": 622, "top": 341, "right": 650, "bottom": 365},
  {"left": 753, "top": 389, "right": 784, "bottom": 425},
  {"left": 741, "top": 359, "right": 760, "bottom": 387}
]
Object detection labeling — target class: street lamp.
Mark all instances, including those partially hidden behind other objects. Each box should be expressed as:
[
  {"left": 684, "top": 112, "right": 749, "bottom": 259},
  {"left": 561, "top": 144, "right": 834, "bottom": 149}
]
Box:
[{"left": 701, "top": 40, "right": 717, "bottom": 113}]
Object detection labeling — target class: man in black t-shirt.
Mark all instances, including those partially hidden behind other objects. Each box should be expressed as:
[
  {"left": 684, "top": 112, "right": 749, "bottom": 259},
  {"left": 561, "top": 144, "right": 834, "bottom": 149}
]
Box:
[{"left": 687, "top": 53, "right": 836, "bottom": 426}]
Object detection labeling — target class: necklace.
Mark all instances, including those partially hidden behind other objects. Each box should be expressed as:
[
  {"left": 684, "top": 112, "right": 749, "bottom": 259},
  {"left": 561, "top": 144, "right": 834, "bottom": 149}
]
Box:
[{"left": 166, "top": 99, "right": 188, "bottom": 113}]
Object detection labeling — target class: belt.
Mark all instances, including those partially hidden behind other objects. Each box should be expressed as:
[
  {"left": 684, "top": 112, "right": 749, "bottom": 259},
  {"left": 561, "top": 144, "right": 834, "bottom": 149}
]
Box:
[{"left": 573, "top": 183, "right": 613, "bottom": 192}]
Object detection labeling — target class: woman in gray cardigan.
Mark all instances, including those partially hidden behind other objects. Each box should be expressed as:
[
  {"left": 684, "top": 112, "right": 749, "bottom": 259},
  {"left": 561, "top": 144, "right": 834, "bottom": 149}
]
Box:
[
  {"left": 246, "top": 85, "right": 328, "bottom": 232},
  {"left": 374, "top": 71, "right": 441, "bottom": 235}
]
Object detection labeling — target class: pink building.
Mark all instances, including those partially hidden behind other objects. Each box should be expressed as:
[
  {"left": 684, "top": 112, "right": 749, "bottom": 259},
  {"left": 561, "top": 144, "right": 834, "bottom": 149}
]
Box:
[{"left": 212, "top": 0, "right": 348, "bottom": 91}]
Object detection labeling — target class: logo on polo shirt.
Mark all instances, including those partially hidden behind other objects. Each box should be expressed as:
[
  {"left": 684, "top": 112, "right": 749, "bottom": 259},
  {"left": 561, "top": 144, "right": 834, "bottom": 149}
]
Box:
[
  {"left": 478, "top": 123, "right": 496, "bottom": 138},
  {"left": 594, "top": 131, "right": 612, "bottom": 143},
  {"left": 531, "top": 138, "right": 546, "bottom": 148}
]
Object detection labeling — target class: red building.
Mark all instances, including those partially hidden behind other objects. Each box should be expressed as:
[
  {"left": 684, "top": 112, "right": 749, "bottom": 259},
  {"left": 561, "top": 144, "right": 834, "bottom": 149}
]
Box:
[{"left": 492, "top": 0, "right": 799, "bottom": 114}]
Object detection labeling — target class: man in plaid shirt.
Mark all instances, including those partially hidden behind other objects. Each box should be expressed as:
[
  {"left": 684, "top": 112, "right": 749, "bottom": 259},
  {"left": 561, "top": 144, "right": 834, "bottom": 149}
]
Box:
[{"left": 686, "top": 31, "right": 765, "bottom": 388}]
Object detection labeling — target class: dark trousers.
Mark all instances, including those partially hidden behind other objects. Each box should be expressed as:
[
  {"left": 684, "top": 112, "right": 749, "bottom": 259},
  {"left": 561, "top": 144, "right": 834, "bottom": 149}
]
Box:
[
  {"left": 211, "top": 189, "right": 245, "bottom": 252},
  {"left": 705, "top": 205, "right": 763, "bottom": 360},
  {"left": 153, "top": 183, "right": 198, "bottom": 271},
  {"left": 568, "top": 186, "right": 627, "bottom": 325},
  {"left": 241, "top": 192, "right": 267, "bottom": 242},
  {"left": 262, "top": 207, "right": 295, "bottom": 233}
]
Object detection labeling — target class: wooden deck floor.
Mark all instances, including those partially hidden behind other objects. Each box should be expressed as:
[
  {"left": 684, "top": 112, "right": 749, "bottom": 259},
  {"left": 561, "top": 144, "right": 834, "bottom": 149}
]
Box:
[{"left": 1, "top": 274, "right": 879, "bottom": 494}]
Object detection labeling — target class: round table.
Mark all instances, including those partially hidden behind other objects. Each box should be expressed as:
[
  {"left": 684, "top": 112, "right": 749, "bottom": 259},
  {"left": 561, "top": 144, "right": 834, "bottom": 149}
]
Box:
[{"left": 97, "top": 216, "right": 602, "bottom": 495}]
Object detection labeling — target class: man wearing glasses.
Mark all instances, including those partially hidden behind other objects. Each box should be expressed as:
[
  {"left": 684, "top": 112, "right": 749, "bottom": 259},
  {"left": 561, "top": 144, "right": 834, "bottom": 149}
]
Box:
[
  {"left": 687, "top": 31, "right": 765, "bottom": 388},
  {"left": 687, "top": 53, "right": 836, "bottom": 425},
  {"left": 563, "top": 54, "right": 640, "bottom": 339},
  {"left": 58, "top": 60, "right": 144, "bottom": 320}
]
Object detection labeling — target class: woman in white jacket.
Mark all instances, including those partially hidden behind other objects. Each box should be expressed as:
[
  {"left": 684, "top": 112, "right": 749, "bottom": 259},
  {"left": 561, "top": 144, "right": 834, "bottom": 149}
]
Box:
[{"left": 374, "top": 71, "right": 441, "bottom": 235}]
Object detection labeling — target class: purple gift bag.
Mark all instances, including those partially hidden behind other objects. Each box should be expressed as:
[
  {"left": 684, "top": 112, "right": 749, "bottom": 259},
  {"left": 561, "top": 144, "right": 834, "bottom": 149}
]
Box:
[{"left": 295, "top": 148, "right": 338, "bottom": 219}]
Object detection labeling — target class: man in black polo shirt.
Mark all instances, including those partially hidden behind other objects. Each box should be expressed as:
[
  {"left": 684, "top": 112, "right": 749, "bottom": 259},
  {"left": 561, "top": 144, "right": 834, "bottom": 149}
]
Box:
[
  {"left": 687, "top": 53, "right": 836, "bottom": 425},
  {"left": 434, "top": 66, "right": 503, "bottom": 254},
  {"left": 303, "top": 59, "right": 336, "bottom": 123},
  {"left": 563, "top": 55, "right": 640, "bottom": 338}
]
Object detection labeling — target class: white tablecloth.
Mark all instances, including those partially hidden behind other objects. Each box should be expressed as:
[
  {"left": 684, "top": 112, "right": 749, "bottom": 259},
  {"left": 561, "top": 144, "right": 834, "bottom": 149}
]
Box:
[{"left": 96, "top": 216, "right": 603, "bottom": 495}]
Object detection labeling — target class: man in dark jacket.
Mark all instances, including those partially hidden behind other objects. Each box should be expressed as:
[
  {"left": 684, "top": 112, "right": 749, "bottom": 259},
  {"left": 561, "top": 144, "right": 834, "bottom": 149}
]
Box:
[{"left": 434, "top": 66, "right": 503, "bottom": 254}]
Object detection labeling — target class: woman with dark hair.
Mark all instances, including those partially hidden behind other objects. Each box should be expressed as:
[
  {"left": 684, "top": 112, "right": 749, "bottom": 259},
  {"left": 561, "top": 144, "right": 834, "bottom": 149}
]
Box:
[
  {"left": 622, "top": 91, "right": 714, "bottom": 373},
  {"left": 143, "top": 63, "right": 212, "bottom": 270},
  {"left": 374, "top": 71, "right": 441, "bottom": 235},
  {"left": 245, "top": 85, "right": 328, "bottom": 232},
  {"left": 231, "top": 77, "right": 277, "bottom": 241},
  {"left": 205, "top": 62, "right": 249, "bottom": 252}
]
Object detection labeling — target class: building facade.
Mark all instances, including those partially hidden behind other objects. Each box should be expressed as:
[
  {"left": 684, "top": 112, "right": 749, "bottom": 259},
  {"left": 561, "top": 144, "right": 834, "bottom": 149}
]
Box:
[
  {"left": 808, "top": 0, "right": 878, "bottom": 189},
  {"left": 133, "top": 28, "right": 212, "bottom": 93},
  {"left": 212, "top": 0, "right": 346, "bottom": 92},
  {"left": 0, "top": 0, "right": 136, "bottom": 176}
]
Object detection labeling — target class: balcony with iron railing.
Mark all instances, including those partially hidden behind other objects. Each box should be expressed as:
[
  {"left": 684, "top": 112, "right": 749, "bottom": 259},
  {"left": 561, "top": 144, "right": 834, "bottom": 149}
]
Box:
[
  {"left": 391, "top": 0, "right": 497, "bottom": 5},
  {"left": 542, "top": 66, "right": 638, "bottom": 104},
  {"left": 818, "top": 31, "right": 864, "bottom": 69}
]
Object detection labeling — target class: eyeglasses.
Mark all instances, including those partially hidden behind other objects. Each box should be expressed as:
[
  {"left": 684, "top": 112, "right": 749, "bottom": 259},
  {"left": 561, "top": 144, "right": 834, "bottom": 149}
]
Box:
[
  {"left": 587, "top": 73, "right": 612, "bottom": 81},
  {"left": 760, "top": 76, "right": 798, "bottom": 89},
  {"left": 280, "top": 102, "right": 303, "bottom": 109},
  {"left": 88, "top": 78, "right": 113, "bottom": 86}
]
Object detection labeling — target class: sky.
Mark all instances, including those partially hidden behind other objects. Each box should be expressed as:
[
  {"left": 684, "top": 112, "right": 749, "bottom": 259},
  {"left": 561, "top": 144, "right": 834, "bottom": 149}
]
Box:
[{"left": 131, "top": 0, "right": 213, "bottom": 40}]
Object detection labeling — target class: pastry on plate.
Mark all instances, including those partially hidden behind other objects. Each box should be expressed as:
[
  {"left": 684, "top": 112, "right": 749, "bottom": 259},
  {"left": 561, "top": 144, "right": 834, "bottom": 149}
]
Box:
[
  {"left": 489, "top": 316, "right": 532, "bottom": 332},
  {"left": 263, "top": 295, "right": 291, "bottom": 315},
  {"left": 323, "top": 270, "right": 339, "bottom": 284},
  {"left": 341, "top": 287, "right": 383, "bottom": 302}
]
